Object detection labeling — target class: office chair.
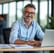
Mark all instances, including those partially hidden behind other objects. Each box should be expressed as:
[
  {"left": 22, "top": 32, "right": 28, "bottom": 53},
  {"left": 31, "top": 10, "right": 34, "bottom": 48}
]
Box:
[{"left": 3, "top": 28, "right": 11, "bottom": 44}]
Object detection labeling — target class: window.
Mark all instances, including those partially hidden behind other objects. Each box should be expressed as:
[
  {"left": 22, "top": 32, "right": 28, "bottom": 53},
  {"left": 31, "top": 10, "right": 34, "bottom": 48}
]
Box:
[
  {"left": 40, "top": 0, "right": 48, "bottom": 28},
  {"left": 49, "top": 0, "right": 51, "bottom": 17},
  {"left": 24, "top": 1, "right": 31, "bottom": 6},
  {"left": 9, "top": 2, "right": 16, "bottom": 27},
  {"left": 3, "top": 3, "right": 8, "bottom": 14},
  {"left": 17, "top": 1, "right": 23, "bottom": 19},
  {"left": 32, "top": 0, "right": 38, "bottom": 22},
  {"left": 40, "top": 0, "right": 51, "bottom": 29},
  {"left": 0, "top": 4, "right": 2, "bottom": 14}
]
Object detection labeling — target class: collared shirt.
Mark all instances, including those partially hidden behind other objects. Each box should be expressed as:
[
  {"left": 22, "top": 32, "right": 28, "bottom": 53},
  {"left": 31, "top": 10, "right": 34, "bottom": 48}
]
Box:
[{"left": 9, "top": 19, "right": 44, "bottom": 43}]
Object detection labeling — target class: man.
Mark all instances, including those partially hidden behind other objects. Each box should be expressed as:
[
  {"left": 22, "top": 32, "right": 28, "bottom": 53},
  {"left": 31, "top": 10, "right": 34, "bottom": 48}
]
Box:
[
  {"left": 9, "top": 4, "right": 44, "bottom": 53},
  {"left": 0, "top": 15, "right": 6, "bottom": 43}
]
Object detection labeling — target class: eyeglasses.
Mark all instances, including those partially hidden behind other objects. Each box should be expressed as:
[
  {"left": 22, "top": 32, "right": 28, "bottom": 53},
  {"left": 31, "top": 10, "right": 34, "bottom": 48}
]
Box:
[{"left": 24, "top": 11, "right": 35, "bottom": 15}]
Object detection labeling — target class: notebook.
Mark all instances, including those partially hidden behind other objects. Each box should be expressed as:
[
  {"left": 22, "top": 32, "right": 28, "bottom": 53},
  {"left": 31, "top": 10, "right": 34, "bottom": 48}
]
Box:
[
  {"left": 9, "top": 44, "right": 33, "bottom": 48},
  {"left": 0, "top": 44, "right": 11, "bottom": 48},
  {"left": 41, "top": 29, "right": 54, "bottom": 47}
]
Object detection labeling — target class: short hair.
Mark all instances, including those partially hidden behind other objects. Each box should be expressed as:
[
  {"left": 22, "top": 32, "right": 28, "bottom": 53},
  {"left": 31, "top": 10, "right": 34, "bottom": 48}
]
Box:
[{"left": 24, "top": 4, "right": 36, "bottom": 10}]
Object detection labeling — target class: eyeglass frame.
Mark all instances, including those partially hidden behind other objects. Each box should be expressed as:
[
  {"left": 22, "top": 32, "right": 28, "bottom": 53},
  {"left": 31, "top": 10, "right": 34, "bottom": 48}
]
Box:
[{"left": 24, "top": 11, "right": 35, "bottom": 15}]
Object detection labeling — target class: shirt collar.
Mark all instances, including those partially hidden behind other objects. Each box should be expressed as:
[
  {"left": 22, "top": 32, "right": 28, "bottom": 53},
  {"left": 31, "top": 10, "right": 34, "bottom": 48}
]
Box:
[{"left": 22, "top": 19, "right": 34, "bottom": 27}]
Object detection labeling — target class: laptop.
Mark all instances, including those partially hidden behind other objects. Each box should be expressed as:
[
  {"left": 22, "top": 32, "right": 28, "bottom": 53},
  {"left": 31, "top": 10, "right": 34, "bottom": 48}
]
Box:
[{"left": 41, "top": 29, "right": 54, "bottom": 47}]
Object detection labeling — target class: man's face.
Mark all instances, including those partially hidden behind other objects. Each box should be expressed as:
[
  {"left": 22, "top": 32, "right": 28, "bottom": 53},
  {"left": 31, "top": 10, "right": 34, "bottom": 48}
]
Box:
[{"left": 24, "top": 7, "right": 35, "bottom": 23}]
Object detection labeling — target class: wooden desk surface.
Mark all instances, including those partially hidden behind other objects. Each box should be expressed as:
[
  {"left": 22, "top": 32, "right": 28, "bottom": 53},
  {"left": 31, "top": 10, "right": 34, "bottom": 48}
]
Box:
[
  {"left": 0, "top": 47, "right": 54, "bottom": 52},
  {"left": 0, "top": 44, "right": 54, "bottom": 52}
]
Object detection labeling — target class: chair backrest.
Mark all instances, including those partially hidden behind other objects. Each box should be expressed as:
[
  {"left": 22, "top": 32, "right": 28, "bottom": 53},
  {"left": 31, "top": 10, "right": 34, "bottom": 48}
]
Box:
[{"left": 3, "top": 28, "right": 11, "bottom": 44}]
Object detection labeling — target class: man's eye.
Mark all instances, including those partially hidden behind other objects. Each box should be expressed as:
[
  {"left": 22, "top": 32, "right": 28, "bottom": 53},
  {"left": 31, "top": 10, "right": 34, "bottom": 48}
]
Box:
[{"left": 25, "top": 11, "right": 35, "bottom": 14}]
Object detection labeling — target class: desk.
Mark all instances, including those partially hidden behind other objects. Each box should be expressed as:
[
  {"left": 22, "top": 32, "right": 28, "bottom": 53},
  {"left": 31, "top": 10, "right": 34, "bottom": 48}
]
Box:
[{"left": 0, "top": 44, "right": 54, "bottom": 52}]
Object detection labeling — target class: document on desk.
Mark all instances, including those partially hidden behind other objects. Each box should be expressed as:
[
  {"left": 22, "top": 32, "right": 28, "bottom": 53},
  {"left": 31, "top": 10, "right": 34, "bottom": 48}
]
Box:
[
  {"left": 10, "top": 44, "right": 33, "bottom": 48},
  {"left": 0, "top": 44, "right": 11, "bottom": 48}
]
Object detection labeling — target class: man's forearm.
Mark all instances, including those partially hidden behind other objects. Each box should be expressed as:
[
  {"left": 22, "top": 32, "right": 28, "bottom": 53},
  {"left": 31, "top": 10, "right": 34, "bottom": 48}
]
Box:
[{"left": 14, "top": 39, "right": 26, "bottom": 44}]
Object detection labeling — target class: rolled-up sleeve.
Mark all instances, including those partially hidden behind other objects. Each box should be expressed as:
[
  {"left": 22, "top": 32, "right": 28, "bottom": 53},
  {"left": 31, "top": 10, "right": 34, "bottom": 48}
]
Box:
[
  {"left": 36, "top": 23, "right": 44, "bottom": 40},
  {"left": 9, "top": 21, "right": 19, "bottom": 43}
]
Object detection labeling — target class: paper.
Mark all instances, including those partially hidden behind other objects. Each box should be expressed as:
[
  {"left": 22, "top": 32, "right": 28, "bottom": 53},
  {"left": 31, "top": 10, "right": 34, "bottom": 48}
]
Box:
[
  {"left": 0, "top": 44, "right": 11, "bottom": 48},
  {"left": 10, "top": 44, "right": 33, "bottom": 48}
]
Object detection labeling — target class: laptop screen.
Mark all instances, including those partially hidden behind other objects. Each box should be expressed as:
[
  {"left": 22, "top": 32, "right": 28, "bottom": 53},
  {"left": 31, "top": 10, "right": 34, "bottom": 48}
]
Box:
[{"left": 41, "top": 29, "right": 54, "bottom": 47}]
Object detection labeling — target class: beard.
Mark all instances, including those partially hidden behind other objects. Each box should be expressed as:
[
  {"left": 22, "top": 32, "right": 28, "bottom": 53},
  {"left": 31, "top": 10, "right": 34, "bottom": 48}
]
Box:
[{"left": 24, "top": 16, "right": 33, "bottom": 23}]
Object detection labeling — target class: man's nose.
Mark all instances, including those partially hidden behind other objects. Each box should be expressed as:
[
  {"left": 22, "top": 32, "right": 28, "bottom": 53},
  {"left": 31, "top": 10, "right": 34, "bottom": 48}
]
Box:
[{"left": 28, "top": 13, "right": 32, "bottom": 16}]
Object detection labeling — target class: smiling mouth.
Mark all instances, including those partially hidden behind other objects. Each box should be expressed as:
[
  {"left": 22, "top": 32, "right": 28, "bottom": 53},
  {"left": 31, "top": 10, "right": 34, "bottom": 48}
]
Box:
[{"left": 26, "top": 16, "right": 33, "bottom": 19}]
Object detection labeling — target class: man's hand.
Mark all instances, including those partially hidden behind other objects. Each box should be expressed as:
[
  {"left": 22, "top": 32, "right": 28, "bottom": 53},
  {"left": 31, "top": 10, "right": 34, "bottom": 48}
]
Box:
[
  {"left": 26, "top": 40, "right": 42, "bottom": 47},
  {"left": 14, "top": 39, "right": 42, "bottom": 47},
  {"left": 26, "top": 40, "right": 35, "bottom": 46}
]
